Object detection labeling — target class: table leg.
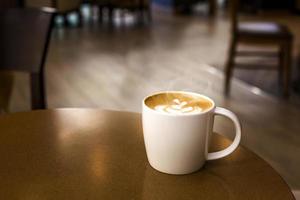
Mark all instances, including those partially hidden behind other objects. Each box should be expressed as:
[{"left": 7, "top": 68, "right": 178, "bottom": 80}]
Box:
[{"left": 208, "top": 0, "right": 217, "bottom": 16}]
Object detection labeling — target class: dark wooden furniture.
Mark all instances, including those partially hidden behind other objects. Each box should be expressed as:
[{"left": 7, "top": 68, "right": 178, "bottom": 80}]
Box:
[
  {"left": 25, "top": 0, "right": 82, "bottom": 26},
  {"left": 257, "top": 0, "right": 294, "bottom": 10},
  {"left": 0, "top": 0, "right": 19, "bottom": 10},
  {"left": 0, "top": 8, "right": 55, "bottom": 110},
  {"left": 90, "top": 0, "right": 110, "bottom": 21},
  {"left": 225, "top": 0, "right": 293, "bottom": 96},
  {"left": 174, "top": 0, "right": 217, "bottom": 16},
  {"left": 112, "top": 0, "right": 151, "bottom": 22},
  {"left": 92, "top": 0, "right": 151, "bottom": 23},
  {"left": 0, "top": 109, "right": 295, "bottom": 199}
]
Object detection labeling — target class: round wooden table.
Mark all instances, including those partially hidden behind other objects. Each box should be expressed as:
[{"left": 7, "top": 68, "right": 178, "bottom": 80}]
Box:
[{"left": 0, "top": 109, "right": 295, "bottom": 199}]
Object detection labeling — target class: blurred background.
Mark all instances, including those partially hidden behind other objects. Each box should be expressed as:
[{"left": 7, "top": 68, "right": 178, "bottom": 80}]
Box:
[
  {"left": 0, "top": 0, "right": 300, "bottom": 198},
  {"left": 1, "top": 0, "right": 300, "bottom": 112}
]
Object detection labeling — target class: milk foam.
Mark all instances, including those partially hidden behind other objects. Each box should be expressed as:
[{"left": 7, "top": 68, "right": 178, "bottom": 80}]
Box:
[{"left": 154, "top": 98, "right": 203, "bottom": 114}]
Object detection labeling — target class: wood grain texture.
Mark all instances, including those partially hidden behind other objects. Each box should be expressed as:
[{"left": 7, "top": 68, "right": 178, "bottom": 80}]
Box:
[{"left": 0, "top": 109, "right": 295, "bottom": 199}]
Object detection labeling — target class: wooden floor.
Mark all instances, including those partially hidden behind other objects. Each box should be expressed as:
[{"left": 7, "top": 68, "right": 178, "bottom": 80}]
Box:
[{"left": 1, "top": 7, "right": 300, "bottom": 198}]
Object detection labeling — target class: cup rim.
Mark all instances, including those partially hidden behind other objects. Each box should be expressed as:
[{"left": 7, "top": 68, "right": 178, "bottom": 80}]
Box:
[{"left": 143, "top": 91, "right": 216, "bottom": 116}]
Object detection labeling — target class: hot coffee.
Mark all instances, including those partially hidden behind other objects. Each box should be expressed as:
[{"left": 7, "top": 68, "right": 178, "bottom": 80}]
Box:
[
  {"left": 145, "top": 92, "right": 213, "bottom": 114},
  {"left": 143, "top": 91, "right": 242, "bottom": 174}
]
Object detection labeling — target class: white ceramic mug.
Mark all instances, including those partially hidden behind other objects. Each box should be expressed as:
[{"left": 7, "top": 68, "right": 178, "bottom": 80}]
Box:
[{"left": 142, "top": 91, "right": 241, "bottom": 175}]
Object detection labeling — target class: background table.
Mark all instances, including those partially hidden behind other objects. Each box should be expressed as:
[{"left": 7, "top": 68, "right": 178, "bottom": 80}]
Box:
[{"left": 0, "top": 109, "right": 295, "bottom": 199}]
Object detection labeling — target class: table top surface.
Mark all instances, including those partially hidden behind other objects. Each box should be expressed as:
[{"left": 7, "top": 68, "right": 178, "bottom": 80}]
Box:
[{"left": 0, "top": 109, "right": 295, "bottom": 200}]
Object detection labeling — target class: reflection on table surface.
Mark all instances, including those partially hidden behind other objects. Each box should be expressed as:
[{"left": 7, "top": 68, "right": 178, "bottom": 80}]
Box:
[{"left": 0, "top": 109, "right": 295, "bottom": 199}]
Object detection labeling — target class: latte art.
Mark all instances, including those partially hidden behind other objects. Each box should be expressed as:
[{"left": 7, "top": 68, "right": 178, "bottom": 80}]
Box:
[
  {"left": 154, "top": 99, "right": 203, "bottom": 114},
  {"left": 145, "top": 92, "right": 213, "bottom": 115}
]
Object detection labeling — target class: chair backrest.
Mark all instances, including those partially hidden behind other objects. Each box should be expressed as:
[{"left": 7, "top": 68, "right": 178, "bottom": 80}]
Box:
[
  {"left": 0, "top": 7, "right": 55, "bottom": 110},
  {"left": 0, "top": 7, "right": 55, "bottom": 74}
]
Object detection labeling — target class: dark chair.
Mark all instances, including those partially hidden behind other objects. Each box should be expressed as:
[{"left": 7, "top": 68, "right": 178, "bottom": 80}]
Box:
[
  {"left": 224, "top": 0, "right": 293, "bottom": 96},
  {"left": 94, "top": 0, "right": 151, "bottom": 23},
  {"left": 110, "top": 0, "right": 151, "bottom": 21},
  {"left": 0, "top": 7, "right": 55, "bottom": 110},
  {"left": 90, "top": 0, "right": 110, "bottom": 21},
  {"left": 174, "top": 0, "right": 217, "bottom": 16}
]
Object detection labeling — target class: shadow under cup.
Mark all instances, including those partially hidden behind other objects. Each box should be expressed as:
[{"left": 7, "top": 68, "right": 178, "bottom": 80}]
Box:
[{"left": 142, "top": 91, "right": 241, "bottom": 175}]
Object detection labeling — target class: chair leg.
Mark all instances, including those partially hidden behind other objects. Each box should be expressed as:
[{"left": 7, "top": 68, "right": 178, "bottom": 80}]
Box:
[
  {"left": 282, "top": 40, "right": 292, "bottom": 97},
  {"left": 224, "top": 38, "right": 237, "bottom": 96},
  {"left": 208, "top": 0, "right": 216, "bottom": 16},
  {"left": 77, "top": 9, "right": 83, "bottom": 26},
  {"left": 137, "top": 8, "right": 145, "bottom": 25},
  {"left": 145, "top": 5, "right": 152, "bottom": 23},
  {"left": 98, "top": 5, "right": 104, "bottom": 22},
  {"left": 63, "top": 13, "right": 70, "bottom": 26},
  {"left": 0, "top": 71, "right": 14, "bottom": 112},
  {"left": 278, "top": 45, "right": 284, "bottom": 86},
  {"left": 108, "top": 5, "right": 114, "bottom": 24},
  {"left": 30, "top": 72, "right": 46, "bottom": 110},
  {"left": 120, "top": 9, "right": 126, "bottom": 24}
]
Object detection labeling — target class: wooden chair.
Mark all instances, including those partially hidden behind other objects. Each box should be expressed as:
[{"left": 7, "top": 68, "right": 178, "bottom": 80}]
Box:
[
  {"left": 224, "top": 0, "right": 293, "bottom": 96},
  {"left": 90, "top": 0, "right": 111, "bottom": 21},
  {"left": 89, "top": 0, "right": 151, "bottom": 23},
  {"left": 0, "top": 7, "right": 55, "bottom": 110},
  {"left": 174, "top": 0, "right": 217, "bottom": 16},
  {"left": 114, "top": 0, "right": 151, "bottom": 21}
]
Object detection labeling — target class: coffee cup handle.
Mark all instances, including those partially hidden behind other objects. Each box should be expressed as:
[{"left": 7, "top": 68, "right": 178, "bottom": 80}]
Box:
[{"left": 207, "top": 107, "right": 242, "bottom": 160}]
